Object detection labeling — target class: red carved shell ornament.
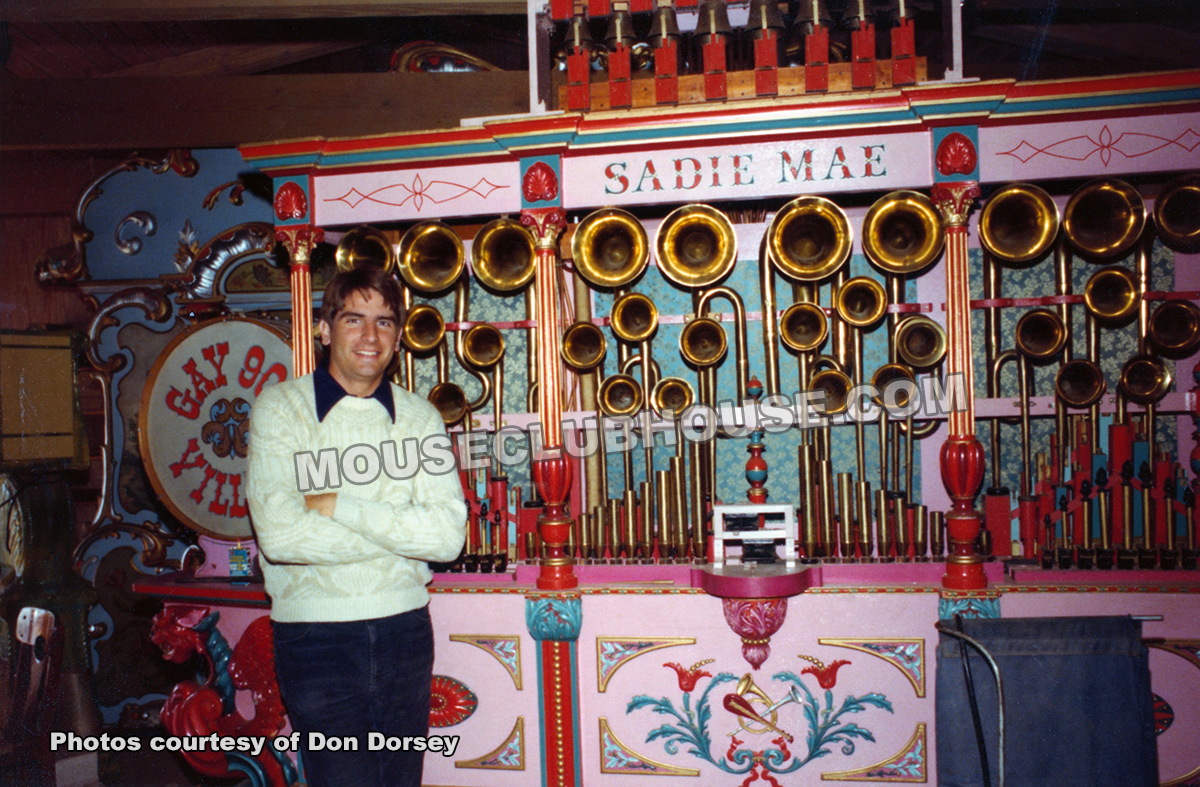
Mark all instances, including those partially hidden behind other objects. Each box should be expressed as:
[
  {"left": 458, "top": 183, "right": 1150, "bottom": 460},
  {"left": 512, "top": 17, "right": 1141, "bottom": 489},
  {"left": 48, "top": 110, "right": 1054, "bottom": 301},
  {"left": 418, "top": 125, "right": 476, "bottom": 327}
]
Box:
[
  {"left": 523, "top": 161, "right": 559, "bottom": 203},
  {"left": 273, "top": 181, "right": 309, "bottom": 221},
  {"left": 936, "top": 132, "right": 978, "bottom": 177}
]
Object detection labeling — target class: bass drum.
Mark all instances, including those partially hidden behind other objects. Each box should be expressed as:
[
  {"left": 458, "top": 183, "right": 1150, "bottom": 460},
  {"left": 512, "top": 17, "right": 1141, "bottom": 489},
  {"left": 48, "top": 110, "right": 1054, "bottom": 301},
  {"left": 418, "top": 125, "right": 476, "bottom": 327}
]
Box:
[{"left": 139, "top": 315, "right": 291, "bottom": 541}]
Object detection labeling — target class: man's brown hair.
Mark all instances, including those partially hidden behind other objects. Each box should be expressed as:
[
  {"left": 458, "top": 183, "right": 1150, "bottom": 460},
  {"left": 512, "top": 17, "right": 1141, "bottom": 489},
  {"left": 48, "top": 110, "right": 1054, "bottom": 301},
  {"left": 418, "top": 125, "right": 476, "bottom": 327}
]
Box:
[{"left": 319, "top": 266, "right": 406, "bottom": 327}]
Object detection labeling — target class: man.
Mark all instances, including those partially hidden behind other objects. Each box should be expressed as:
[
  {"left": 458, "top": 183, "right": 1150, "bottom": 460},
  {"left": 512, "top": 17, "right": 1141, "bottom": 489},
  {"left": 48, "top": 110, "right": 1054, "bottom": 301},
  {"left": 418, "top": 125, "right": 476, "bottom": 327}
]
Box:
[{"left": 247, "top": 266, "right": 467, "bottom": 787}]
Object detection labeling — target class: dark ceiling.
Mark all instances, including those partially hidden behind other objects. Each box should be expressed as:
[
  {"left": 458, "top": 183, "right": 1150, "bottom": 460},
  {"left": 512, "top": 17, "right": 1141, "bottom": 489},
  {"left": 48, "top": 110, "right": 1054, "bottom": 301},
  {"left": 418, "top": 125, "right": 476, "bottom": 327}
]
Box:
[{"left": 2, "top": 0, "right": 1197, "bottom": 83}]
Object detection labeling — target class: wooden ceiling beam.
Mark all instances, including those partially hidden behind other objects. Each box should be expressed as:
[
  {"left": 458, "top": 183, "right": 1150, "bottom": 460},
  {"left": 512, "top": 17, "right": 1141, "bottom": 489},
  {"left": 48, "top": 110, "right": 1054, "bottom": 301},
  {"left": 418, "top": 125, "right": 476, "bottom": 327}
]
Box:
[
  {"left": 0, "top": 71, "right": 530, "bottom": 151},
  {"left": 0, "top": 0, "right": 525, "bottom": 23}
]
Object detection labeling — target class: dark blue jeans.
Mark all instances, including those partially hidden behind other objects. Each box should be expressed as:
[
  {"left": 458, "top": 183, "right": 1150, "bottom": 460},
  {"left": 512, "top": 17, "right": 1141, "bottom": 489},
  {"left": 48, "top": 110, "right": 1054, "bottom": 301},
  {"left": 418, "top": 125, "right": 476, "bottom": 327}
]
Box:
[{"left": 273, "top": 607, "right": 434, "bottom": 787}]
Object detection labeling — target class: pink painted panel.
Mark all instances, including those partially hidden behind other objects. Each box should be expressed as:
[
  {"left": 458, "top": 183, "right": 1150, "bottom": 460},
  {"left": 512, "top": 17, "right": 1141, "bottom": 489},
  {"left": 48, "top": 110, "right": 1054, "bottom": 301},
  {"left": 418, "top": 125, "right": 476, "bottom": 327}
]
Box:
[
  {"left": 577, "top": 591, "right": 938, "bottom": 785},
  {"left": 562, "top": 132, "right": 932, "bottom": 210},
  {"left": 314, "top": 162, "right": 522, "bottom": 225},
  {"left": 979, "top": 112, "right": 1200, "bottom": 184},
  {"left": 425, "top": 592, "right": 538, "bottom": 787}
]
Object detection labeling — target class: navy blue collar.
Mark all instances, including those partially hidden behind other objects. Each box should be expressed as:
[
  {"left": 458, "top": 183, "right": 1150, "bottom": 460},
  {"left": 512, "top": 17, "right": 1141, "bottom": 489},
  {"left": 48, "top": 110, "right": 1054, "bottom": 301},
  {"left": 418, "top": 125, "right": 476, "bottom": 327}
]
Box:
[{"left": 313, "top": 363, "right": 396, "bottom": 423}]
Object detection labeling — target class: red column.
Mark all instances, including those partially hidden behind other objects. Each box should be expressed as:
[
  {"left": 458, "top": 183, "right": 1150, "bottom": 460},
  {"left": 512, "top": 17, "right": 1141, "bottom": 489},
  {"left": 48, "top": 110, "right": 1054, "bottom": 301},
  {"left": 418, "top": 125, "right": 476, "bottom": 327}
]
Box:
[
  {"left": 273, "top": 181, "right": 322, "bottom": 377},
  {"left": 932, "top": 180, "right": 985, "bottom": 590},
  {"left": 522, "top": 206, "right": 578, "bottom": 590}
]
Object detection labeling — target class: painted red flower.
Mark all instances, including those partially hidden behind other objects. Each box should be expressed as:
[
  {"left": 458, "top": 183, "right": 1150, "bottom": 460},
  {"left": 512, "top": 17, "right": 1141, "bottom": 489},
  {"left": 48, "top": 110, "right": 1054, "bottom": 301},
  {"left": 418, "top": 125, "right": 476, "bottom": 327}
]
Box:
[
  {"left": 429, "top": 675, "right": 478, "bottom": 727},
  {"left": 797, "top": 655, "right": 850, "bottom": 689},
  {"left": 664, "top": 659, "right": 714, "bottom": 692}
]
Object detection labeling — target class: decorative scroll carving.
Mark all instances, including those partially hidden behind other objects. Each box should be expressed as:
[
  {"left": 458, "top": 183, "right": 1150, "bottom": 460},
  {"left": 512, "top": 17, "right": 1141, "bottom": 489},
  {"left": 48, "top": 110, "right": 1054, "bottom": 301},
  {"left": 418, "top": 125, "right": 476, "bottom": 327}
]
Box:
[
  {"left": 455, "top": 717, "right": 525, "bottom": 770},
  {"left": 596, "top": 637, "right": 695, "bottom": 692},
  {"left": 85, "top": 287, "right": 173, "bottom": 373},
  {"left": 151, "top": 607, "right": 297, "bottom": 787},
  {"left": 36, "top": 150, "right": 198, "bottom": 285},
  {"left": 176, "top": 223, "right": 275, "bottom": 301},
  {"left": 822, "top": 723, "right": 927, "bottom": 782},
  {"left": 115, "top": 212, "right": 157, "bottom": 256},
  {"left": 820, "top": 638, "right": 926, "bottom": 698}
]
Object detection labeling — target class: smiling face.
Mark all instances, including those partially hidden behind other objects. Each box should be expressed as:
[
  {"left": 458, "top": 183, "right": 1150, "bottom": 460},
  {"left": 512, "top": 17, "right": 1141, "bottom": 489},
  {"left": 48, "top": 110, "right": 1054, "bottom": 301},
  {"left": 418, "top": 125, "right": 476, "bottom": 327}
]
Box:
[{"left": 318, "top": 287, "right": 401, "bottom": 397}]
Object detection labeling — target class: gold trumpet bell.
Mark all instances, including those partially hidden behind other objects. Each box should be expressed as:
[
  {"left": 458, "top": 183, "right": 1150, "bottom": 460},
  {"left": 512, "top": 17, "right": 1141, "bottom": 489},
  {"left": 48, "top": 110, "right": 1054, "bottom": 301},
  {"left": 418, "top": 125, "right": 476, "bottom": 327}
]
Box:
[
  {"left": 463, "top": 323, "right": 505, "bottom": 369},
  {"left": 599, "top": 373, "right": 644, "bottom": 416},
  {"left": 871, "top": 363, "right": 915, "bottom": 407},
  {"left": 1056, "top": 359, "right": 1106, "bottom": 408},
  {"left": 398, "top": 221, "right": 465, "bottom": 292},
  {"left": 1148, "top": 300, "right": 1200, "bottom": 359},
  {"left": 979, "top": 182, "right": 1060, "bottom": 265},
  {"left": 809, "top": 368, "right": 851, "bottom": 415},
  {"left": 863, "top": 191, "right": 945, "bottom": 275},
  {"left": 1084, "top": 266, "right": 1139, "bottom": 323},
  {"left": 1154, "top": 174, "right": 1200, "bottom": 251},
  {"left": 402, "top": 303, "right": 446, "bottom": 353},
  {"left": 680, "top": 316, "right": 729, "bottom": 367},
  {"left": 656, "top": 204, "right": 738, "bottom": 288},
  {"left": 1064, "top": 178, "right": 1146, "bottom": 259},
  {"left": 1015, "top": 308, "right": 1067, "bottom": 362},
  {"left": 895, "top": 315, "right": 947, "bottom": 369},
  {"left": 335, "top": 226, "right": 397, "bottom": 273},
  {"left": 780, "top": 302, "right": 828, "bottom": 352},
  {"left": 611, "top": 292, "right": 658, "bottom": 344},
  {"left": 573, "top": 208, "right": 650, "bottom": 289},
  {"left": 429, "top": 381, "right": 469, "bottom": 426},
  {"left": 562, "top": 322, "right": 608, "bottom": 371},
  {"left": 767, "top": 196, "right": 852, "bottom": 282},
  {"left": 1119, "top": 354, "right": 1171, "bottom": 405},
  {"left": 652, "top": 376, "right": 695, "bottom": 415},
  {"left": 471, "top": 218, "right": 536, "bottom": 292},
  {"left": 836, "top": 276, "right": 888, "bottom": 328}
]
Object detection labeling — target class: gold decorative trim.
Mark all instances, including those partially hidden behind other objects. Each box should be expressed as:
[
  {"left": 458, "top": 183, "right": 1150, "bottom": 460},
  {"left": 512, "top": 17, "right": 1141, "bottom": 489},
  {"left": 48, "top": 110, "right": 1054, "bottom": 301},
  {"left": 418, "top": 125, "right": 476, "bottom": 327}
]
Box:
[
  {"left": 449, "top": 634, "right": 523, "bottom": 690},
  {"left": 598, "top": 718, "right": 700, "bottom": 776},
  {"left": 820, "top": 637, "right": 926, "bottom": 698},
  {"left": 822, "top": 723, "right": 926, "bottom": 782},
  {"left": 596, "top": 636, "right": 696, "bottom": 693},
  {"left": 454, "top": 717, "right": 524, "bottom": 770}
]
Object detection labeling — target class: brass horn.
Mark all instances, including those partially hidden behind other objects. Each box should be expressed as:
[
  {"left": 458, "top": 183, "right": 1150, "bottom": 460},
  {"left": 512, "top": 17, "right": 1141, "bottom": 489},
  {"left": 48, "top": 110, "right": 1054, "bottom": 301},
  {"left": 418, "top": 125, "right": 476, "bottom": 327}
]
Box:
[
  {"left": 894, "top": 315, "right": 947, "bottom": 369},
  {"left": 397, "top": 221, "right": 465, "bottom": 292},
  {"left": 835, "top": 276, "right": 888, "bottom": 328},
  {"left": 1154, "top": 174, "right": 1200, "bottom": 251},
  {"left": 779, "top": 302, "right": 828, "bottom": 353},
  {"left": 680, "top": 316, "right": 728, "bottom": 369},
  {"left": 573, "top": 208, "right": 650, "bottom": 289},
  {"left": 472, "top": 218, "right": 536, "bottom": 292},
  {"left": 402, "top": 303, "right": 445, "bottom": 353},
  {"left": 1064, "top": 178, "right": 1146, "bottom": 259},
  {"left": 1056, "top": 359, "right": 1106, "bottom": 408},
  {"left": 979, "top": 183, "right": 1060, "bottom": 264},
  {"left": 810, "top": 365, "right": 851, "bottom": 416},
  {"left": 1084, "top": 266, "right": 1140, "bottom": 323},
  {"left": 336, "top": 226, "right": 396, "bottom": 272},
  {"left": 652, "top": 376, "right": 695, "bottom": 415},
  {"left": 1119, "top": 354, "right": 1171, "bottom": 405},
  {"left": 598, "top": 373, "right": 643, "bottom": 417},
  {"left": 656, "top": 204, "right": 738, "bottom": 288},
  {"left": 1015, "top": 309, "right": 1067, "bottom": 362},
  {"left": 767, "top": 195, "right": 852, "bottom": 281},
  {"left": 562, "top": 321, "right": 607, "bottom": 371},
  {"left": 1148, "top": 299, "right": 1200, "bottom": 359},
  {"left": 463, "top": 324, "right": 505, "bottom": 369},
  {"left": 429, "top": 381, "right": 469, "bottom": 427},
  {"left": 862, "top": 190, "right": 944, "bottom": 275},
  {"left": 610, "top": 292, "right": 658, "bottom": 344}
]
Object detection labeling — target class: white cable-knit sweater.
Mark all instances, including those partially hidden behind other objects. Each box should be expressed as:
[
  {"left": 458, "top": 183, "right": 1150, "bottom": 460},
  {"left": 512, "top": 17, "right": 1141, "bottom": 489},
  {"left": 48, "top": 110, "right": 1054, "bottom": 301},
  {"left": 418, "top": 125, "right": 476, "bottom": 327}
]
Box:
[{"left": 246, "top": 375, "right": 467, "bottom": 623}]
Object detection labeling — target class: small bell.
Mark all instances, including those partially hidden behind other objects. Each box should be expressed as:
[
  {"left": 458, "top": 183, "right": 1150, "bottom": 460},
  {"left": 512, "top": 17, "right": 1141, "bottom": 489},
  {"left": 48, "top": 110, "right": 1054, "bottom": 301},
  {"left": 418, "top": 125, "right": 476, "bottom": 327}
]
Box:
[
  {"left": 795, "top": 0, "right": 832, "bottom": 35},
  {"left": 844, "top": 0, "right": 875, "bottom": 31},
  {"left": 694, "top": 0, "right": 733, "bottom": 44},
  {"left": 605, "top": 8, "right": 636, "bottom": 50}
]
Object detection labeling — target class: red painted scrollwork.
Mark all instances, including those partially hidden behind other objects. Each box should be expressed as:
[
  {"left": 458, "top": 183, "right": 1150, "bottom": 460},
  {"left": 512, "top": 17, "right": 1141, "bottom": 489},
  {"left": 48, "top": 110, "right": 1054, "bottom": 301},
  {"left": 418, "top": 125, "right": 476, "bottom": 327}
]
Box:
[
  {"left": 273, "top": 182, "right": 309, "bottom": 222},
  {"left": 523, "top": 161, "right": 560, "bottom": 203},
  {"left": 936, "top": 132, "right": 978, "bottom": 177}
]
